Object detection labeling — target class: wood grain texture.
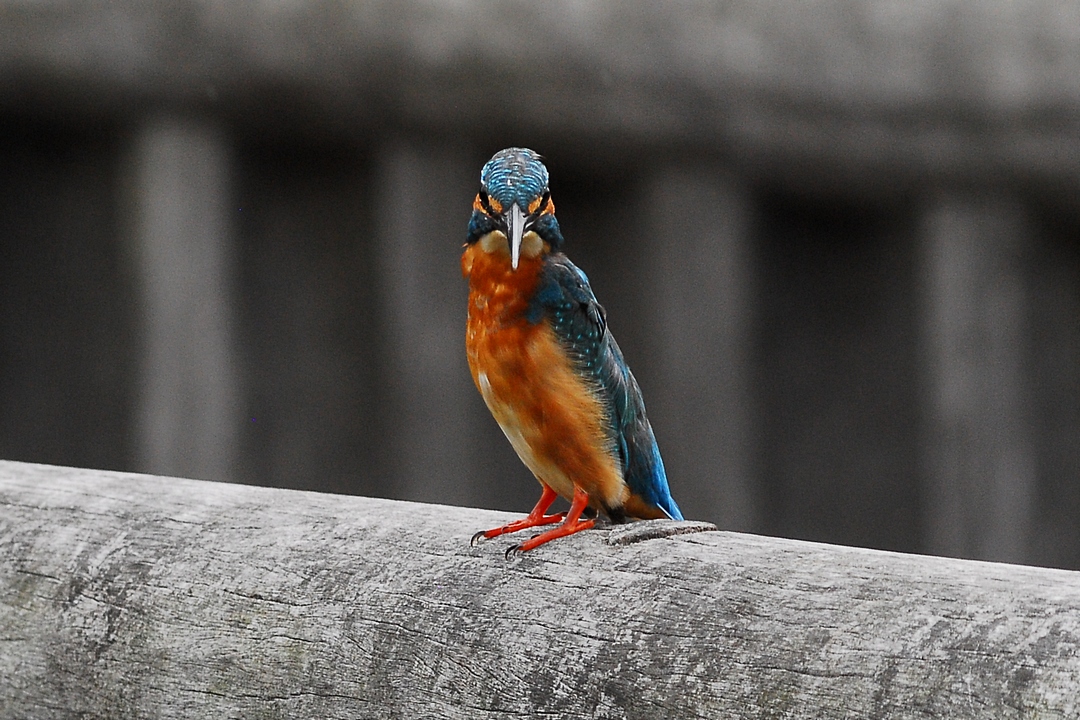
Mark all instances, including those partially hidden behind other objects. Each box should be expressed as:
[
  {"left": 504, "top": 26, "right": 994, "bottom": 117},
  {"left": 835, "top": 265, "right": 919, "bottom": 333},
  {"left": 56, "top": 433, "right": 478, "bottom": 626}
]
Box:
[{"left": 1, "top": 459, "right": 1078, "bottom": 719}]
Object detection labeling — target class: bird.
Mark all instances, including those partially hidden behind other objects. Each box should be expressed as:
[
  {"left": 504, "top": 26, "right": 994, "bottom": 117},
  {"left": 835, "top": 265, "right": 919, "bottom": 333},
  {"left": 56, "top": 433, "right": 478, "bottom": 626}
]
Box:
[{"left": 462, "top": 147, "right": 683, "bottom": 556}]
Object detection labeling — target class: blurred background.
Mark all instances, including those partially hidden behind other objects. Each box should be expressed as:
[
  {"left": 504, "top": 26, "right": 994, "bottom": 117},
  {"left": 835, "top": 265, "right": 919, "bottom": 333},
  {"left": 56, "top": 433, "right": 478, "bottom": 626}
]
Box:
[{"left": 2, "top": 1, "right": 1079, "bottom": 569}]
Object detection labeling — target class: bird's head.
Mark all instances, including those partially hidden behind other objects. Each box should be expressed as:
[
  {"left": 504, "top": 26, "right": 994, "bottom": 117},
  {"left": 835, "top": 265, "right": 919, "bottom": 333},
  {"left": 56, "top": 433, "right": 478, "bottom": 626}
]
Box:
[{"left": 467, "top": 147, "right": 564, "bottom": 270}]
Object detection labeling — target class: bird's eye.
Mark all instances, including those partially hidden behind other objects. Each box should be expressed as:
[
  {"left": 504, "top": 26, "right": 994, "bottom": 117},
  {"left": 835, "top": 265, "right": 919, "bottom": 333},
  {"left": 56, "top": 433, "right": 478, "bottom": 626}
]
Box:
[
  {"left": 477, "top": 188, "right": 496, "bottom": 216},
  {"left": 528, "top": 189, "right": 552, "bottom": 216}
]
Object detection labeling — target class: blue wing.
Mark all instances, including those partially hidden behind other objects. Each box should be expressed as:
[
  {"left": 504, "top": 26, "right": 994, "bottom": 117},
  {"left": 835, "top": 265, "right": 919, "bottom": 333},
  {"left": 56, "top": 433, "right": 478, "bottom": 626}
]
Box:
[{"left": 528, "top": 254, "right": 684, "bottom": 521}]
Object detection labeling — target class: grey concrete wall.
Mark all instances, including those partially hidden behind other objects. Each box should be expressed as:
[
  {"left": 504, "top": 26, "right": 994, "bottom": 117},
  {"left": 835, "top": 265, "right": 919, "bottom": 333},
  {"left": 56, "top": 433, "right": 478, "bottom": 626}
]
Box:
[{"left": 2, "top": 1, "right": 1079, "bottom": 568}]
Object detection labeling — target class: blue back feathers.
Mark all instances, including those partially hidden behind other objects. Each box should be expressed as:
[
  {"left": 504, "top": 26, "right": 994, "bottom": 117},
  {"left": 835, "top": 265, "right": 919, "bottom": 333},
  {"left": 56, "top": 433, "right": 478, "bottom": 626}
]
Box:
[
  {"left": 529, "top": 255, "right": 684, "bottom": 521},
  {"left": 480, "top": 148, "right": 549, "bottom": 211}
]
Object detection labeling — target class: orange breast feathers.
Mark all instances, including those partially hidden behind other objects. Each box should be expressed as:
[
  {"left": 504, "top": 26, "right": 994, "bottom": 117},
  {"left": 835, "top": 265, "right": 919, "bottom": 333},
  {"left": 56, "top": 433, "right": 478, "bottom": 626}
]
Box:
[{"left": 461, "top": 242, "right": 629, "bottom": 512}]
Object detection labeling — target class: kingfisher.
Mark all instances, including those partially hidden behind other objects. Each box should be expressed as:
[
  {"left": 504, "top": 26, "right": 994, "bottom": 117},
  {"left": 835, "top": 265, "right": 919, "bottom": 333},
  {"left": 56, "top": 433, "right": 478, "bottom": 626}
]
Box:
[{"left": 463, "top": 147, "right": 683, "bottom": 556}]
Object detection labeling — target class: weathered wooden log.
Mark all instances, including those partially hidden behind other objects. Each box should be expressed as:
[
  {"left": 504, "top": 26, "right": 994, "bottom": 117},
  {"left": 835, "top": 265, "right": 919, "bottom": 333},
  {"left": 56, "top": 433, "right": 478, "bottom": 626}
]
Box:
[{"left": 1, "top": 459, "right": 1078, "bottom": 718}]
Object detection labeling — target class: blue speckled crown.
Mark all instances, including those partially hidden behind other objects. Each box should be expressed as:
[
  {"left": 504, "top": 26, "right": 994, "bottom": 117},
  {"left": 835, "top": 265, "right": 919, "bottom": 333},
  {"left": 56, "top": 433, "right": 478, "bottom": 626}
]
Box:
[{"left": 480, "top": 148, "right": 549, "bottom": 210}]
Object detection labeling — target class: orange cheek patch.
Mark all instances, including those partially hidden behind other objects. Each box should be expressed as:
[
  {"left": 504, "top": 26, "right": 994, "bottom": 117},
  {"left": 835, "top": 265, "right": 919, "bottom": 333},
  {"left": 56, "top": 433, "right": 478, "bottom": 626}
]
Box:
[
  {"left": 527, "top": 197, "right": 556, "bottom": 215},
  {"left": 473, "top": 195, "right": 505, "bottom": 215}
]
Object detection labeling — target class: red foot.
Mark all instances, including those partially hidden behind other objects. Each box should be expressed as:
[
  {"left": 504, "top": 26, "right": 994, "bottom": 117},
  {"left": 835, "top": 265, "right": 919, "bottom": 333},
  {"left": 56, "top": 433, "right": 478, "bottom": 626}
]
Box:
[
  {"left": 471, "top": 485, "right": 565, "bottom": 545},
  {"left": 507, "top": 486, "right": 595, "bottom": 557}
]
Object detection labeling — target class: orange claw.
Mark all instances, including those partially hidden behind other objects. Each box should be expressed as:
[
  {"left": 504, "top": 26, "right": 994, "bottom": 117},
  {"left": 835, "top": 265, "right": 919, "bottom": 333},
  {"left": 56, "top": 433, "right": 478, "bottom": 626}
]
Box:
[
  {"left": 506, "top": 486, "right": 595, "bottom": 557},
  {"left": 471, "top": 484, "right": 565, "bottom": 545}
]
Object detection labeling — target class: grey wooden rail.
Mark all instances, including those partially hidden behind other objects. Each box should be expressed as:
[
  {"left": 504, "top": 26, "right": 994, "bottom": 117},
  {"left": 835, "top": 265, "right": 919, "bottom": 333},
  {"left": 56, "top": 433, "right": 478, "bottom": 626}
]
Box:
[
  {"left": 5, "top": 0, "right": 1080, "bottom": 184},
  {"left": 2, "top": 459, "right": 1078, "bottom": 718}
]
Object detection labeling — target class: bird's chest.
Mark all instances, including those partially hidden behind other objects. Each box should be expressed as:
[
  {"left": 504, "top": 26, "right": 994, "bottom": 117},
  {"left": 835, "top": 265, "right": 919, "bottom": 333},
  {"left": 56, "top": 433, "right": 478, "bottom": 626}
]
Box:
[
  {"left": 462, "top": 244, "right": 545, "bottom": 391},
  {"left": 463, "top": 251, "right": 558, "bottom": 477},
  {"left": 465, "top": 288, "right": 543, "bottom": 408}
]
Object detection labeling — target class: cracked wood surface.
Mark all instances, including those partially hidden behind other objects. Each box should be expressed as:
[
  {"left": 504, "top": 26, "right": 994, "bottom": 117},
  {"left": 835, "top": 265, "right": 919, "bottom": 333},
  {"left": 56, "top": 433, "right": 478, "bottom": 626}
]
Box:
[{"left": 1, "top": 459, "right": 1079, "bottom": 719}]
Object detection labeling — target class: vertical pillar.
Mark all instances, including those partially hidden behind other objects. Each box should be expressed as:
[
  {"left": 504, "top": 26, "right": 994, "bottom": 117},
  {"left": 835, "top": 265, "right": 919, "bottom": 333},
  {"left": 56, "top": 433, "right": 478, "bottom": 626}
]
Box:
[
  {"left": 920, "top": 195, "right": 1034, "bottom": 563},
  {"left": 376, "top": 142, "right": 484, "bottom": 506},
  {"left": 641, "top": 166, "right": 756, "bottom": 530},
  {"left": 1028, "top": 236, "right": 1080, "bottom": 569},
  {"left": 128, "top": 116, "right": 238, "bottom": 481}
]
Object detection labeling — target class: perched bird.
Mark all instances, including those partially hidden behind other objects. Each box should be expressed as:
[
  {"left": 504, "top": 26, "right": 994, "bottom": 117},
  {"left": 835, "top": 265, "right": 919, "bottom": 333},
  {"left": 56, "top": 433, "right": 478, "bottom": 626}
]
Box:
[{"left": 463, "top": 148, "right": 682, "bottom": 555}]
